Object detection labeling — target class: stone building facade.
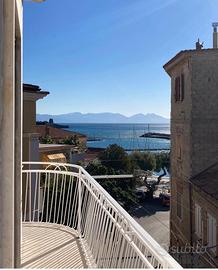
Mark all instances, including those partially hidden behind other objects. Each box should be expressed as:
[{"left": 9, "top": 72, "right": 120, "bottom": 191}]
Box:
[{"left": 164, "top": 49, "right": 218, "bottom": 267}]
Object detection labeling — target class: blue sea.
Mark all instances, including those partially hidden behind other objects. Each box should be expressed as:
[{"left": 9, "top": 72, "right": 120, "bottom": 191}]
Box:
[{"left": 64, "top": 123, "right": 170, "bottom": 151}]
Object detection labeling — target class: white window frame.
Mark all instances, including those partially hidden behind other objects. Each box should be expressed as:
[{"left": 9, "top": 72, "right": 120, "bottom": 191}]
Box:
[
  {"left": 195, "top": 203, "right": 202, "bottom": 238},
  {"left": 207, "top": 213, "right": 217, "bottom": 255}
]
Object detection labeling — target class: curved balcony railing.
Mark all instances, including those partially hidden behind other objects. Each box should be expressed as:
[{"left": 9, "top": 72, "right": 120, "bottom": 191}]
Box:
[{"left": 22, "top": 162, "right": 181, "bottom": 268}]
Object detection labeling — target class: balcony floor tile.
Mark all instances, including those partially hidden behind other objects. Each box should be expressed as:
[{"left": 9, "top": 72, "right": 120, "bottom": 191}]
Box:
[{"left": 21, "top": 222, "right": 88, "bottom": 269}]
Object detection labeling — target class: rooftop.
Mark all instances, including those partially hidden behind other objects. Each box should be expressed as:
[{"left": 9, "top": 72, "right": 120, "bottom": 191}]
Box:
[
  {"left": 36, "top": 125, "right": 87, "bottom": 139},
  {"left": 163, "top": 48, "right": 218, "bottom": 73},
  {"left": 23, "top": 83, "right": 50, "bottom": 95},
  {"left": 39, "top": 143, "right": 75, "bottom": 151},
  {"left": 190, "top": 162, "right": 218, "bottom": 201}
]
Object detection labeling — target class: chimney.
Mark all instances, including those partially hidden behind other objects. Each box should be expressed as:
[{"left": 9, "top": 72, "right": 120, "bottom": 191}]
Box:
[{"left": 212, "top": 22, "right": 218, "bottom": 48}]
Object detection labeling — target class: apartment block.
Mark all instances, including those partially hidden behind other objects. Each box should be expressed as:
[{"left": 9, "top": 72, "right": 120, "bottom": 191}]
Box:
[{"left": 164, "top": 44, "right": 218, "bottom": 267}]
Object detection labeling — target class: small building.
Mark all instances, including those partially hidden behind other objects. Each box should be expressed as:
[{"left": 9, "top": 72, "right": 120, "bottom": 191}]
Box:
[
  {"left": 36, "top": 123, "right": 87, "bottom": 148},
  {"left": 190, "top": 163, "right": 218, "bottom": 266},
  {"left": 39, "top": 143, "right": 86, "bottom": 164},
  {"left": 23, "top": 84, "right": 49, "bottom": 162},
  {"left": 23, "top": 84, "right": 87, "bottom": 164}
]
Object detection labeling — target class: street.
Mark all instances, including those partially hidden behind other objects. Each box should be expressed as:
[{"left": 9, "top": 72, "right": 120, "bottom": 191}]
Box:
[{"left": 130, "top": 197, "right": 170, "bottom": 250}]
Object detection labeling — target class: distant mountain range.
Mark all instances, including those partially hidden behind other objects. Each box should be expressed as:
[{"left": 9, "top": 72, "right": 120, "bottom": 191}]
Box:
[{"left": 36, "top": 112, "right": 169, "bottom": 124}]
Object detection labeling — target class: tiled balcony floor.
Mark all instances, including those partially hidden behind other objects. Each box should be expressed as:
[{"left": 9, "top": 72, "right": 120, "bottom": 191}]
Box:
[{"left": 21, "top": 223, "right": 88, "bottom": 269}]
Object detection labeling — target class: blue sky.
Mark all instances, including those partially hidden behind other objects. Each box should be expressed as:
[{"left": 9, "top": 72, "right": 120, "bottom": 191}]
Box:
[{"left": 24, "top": 0, "right": 217, "bottom": 118}]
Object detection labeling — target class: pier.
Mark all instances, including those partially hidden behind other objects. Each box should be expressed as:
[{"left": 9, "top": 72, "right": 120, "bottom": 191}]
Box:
[{"left": 140, "top": 132, "right": 170, "bottom": 140}]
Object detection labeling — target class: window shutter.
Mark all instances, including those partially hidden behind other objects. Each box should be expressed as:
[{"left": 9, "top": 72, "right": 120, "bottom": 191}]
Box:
[
  {"left": 195, "top": 203, "right": 202, "bottom": 238},
  {"left": 181, "top": 74, "right": 185, "bottom": 101},
  {"left": 207, "top": 213, "right": 217, "bottom": 254},
  {"left": 175, "top": 77, "right": 180, "bottom": 102},
  {"left": 177, "top": 193, "right": 182, "bottom": 219}
]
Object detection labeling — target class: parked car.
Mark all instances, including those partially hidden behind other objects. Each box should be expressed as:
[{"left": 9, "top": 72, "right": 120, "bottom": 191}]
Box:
[
  {"left": 159, "top": 192, "right": 170, "bottom": 206},
  {"left": 135, "top": 189, "right": 147, "bottom": 202}
]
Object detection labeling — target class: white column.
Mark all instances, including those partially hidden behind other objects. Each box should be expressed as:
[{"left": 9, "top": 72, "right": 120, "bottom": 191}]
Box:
[
  {"left": 0, "top": 0, "right": 22, "bottom": 267},
  {"left": 14, "top": 0, "right": 23, "bottom": 267}
]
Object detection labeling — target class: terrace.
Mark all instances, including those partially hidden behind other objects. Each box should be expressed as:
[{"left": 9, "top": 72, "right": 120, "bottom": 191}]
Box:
[{"left": 21, "top": 162, "right": 181, "bottom": 268}]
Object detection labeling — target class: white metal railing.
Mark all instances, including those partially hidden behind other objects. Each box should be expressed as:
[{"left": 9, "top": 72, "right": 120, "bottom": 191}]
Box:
[{"left": 22, "top": 162, "right": 181, "bottom": 269}]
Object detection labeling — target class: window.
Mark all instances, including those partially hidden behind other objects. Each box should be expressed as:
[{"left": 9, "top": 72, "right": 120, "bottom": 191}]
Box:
[
  {"left": 175, "top": 76, "right": 180, "bottom": 102},
  {"left": 176, "top": 135, "right": 182, "bottom": 160},
  {"left": 174, "top": 74, "right": 185, "bottom": 102},
  {"left": 207, "top": 213, "right": 217, "bottom": 255},
  {"left": 181, "top": 73, "right": 185, "bottom": 101},
  {"left": 177, "top": 193, "right": 182, "bottom": 219},
  {"left": 195, "top": 203, "right": 202, "bottom": 238}
]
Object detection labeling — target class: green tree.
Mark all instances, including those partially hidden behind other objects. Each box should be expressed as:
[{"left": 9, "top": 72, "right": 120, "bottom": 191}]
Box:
[
  {"left": 129, "top": 151, "right": 156, "bottom": 171},
  {"left": 144, "top": 168, "right": 167, "bottom": 199},
  {"left": 129, "top": 151, "right": 170, "bottom": 200},
  {"left": 86, "top": 145, "right": 170, "bottom": 209},
  {"left": 40, "top": 136, "right": 54, "bottom": 144},
  {"left": 62, "top": 135, "right": 80, "bottom": 146},
  {"left": 99, "top": 144, "right": 132, "bottom": 173},
  {"left": 86, "top": 145, "right": 138, "bottom": 211},
  {"left": 155, "top": 152, "right": 170, "bottom": 172},
  {"left": 86, "top": 162, "right": 108, "bottom": 175},
  {"left": 100, "top": 179, "right": 136, "bottom": 210}
]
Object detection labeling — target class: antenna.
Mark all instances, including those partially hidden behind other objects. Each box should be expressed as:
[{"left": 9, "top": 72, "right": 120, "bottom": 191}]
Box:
[{"left": 195, "top": 38, "right": 203, "bottom": 50}]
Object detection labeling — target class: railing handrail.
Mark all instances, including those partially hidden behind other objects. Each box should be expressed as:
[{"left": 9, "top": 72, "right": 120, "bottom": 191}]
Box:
[{"left": 22, "top": 161, "right": 182, "bottom": 268}]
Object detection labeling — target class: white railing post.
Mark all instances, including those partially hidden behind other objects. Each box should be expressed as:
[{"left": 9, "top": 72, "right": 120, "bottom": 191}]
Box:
[{"left": 78, "top": 168, "right": 82, "bottom": 238}]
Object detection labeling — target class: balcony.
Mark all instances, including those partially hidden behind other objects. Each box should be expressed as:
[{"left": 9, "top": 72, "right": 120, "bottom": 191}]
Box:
[{"left": 21, "top": 162, "right": 181, "bottom": 268}]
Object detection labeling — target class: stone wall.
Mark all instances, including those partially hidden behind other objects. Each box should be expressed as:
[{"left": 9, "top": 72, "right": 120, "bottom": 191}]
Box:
[
  {"left": 191, "top": 51, "right": 218, "bottom": 175},
  {"left": 169, "top": 55, "right": 193, "bottom": 248}
]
